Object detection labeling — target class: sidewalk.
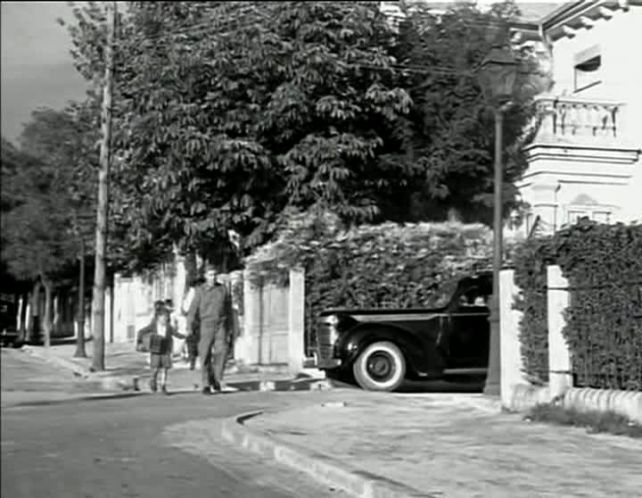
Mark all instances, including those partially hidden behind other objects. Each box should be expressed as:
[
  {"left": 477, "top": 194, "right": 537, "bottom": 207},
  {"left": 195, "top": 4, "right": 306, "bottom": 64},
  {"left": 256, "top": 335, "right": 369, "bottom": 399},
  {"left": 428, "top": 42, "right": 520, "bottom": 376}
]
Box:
[
  {"left": 224, "top": 392, "right": 642, "bottom": 498},
  {"left": 20, "top": 342, "right": 324, "bottom": 393}
]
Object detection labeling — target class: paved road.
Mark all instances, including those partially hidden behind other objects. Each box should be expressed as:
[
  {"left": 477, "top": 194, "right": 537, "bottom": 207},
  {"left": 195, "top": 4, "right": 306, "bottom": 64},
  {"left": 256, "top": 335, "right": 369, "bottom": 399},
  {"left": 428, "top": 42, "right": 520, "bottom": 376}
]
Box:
[{"left": 1, "top": 349, "right": 350, "bottom": 498}]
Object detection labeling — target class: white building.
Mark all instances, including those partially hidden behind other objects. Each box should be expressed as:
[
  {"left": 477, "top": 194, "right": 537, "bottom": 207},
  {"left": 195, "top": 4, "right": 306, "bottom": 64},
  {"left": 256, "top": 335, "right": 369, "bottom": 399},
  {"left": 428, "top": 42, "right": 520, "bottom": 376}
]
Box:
[{"left": 514, "top": 0, "right": 642, "bottom": 232}]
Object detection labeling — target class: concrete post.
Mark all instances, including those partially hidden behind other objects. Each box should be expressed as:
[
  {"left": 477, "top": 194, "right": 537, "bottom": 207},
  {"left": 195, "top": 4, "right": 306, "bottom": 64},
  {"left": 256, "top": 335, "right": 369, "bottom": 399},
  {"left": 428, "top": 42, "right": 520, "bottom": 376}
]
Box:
[
  {"left": 17, "top": 296, "right": 24, "bottom": 336},
  {"left": 172, "top": 252, "right": 187, "bottom": 341},
  {"left": 173, "top": 253, "right": 187, "bottom": 307},
  {"left": 235, "top": 270, "right": 258, "bottom": 365},
  {"left": 547, "top": 265, "right": 573, "bottom": 398},
  {"left": 500, "top": 269, "right": 529, "bottom": 408},
  {"left": 52, "top": 295, "right": 60, "bottom": 336},
  {"left": 112, "top": 273, "right": 125, "bottom": 343},
  {"left": 288, "top": 268, "right": 305, "bottom": 374},
  {"left": 105, "top": 286, "right": 113, "bottom": 343},
  {"left": 134, "top": 276, "right": 150, "bottom": 331}
]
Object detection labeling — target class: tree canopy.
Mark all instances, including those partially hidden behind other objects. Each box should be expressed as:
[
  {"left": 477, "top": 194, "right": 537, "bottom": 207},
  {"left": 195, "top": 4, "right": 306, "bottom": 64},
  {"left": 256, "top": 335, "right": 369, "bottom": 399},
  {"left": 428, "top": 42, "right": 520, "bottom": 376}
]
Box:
[
  {"left": 382, "top": 0, "right": 547, "bottom": 224},
  {"left": 1, "top": 105, "right": 97, "bottom": 283},
  {"left": 60, "top": 0, "right": 544, "bottom": 270}
]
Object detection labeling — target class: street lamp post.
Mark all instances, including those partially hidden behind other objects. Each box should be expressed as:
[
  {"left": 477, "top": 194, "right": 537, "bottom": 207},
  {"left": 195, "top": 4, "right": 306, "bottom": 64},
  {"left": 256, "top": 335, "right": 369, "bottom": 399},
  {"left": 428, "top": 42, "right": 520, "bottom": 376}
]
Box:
[{"left": 477, "top": 46, "right": 518, "bottom": 396}]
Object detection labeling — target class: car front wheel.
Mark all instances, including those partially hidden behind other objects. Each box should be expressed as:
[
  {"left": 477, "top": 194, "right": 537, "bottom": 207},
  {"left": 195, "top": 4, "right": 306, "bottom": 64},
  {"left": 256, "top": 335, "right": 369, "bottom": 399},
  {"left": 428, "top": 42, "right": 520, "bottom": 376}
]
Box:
[{"left": 352, "top": 341, "right": 406, "bottom": 392}]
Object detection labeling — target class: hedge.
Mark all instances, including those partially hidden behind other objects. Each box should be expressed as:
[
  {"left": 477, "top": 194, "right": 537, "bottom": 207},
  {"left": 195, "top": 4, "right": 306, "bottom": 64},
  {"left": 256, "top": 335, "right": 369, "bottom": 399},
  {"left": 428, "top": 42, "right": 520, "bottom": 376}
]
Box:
[
  {"left": 512, "top": 236, "right": 557, "bottom": 384},
  {"left": 513, "top": 219, "right": 642, "bottom": 390},
  {"left": 246, "top": 211, "right": 493, "bottom": 352}
]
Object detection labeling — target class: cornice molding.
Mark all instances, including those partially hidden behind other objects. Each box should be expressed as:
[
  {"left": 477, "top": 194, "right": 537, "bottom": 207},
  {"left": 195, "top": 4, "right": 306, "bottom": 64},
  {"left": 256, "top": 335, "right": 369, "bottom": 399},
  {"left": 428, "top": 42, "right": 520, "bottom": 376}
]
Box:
[
  {"left": 511, "top": 1, "right": 641, "bottom": 44},
  {"left": 524, "top": 142, "right": 641, "bottom": 165}
]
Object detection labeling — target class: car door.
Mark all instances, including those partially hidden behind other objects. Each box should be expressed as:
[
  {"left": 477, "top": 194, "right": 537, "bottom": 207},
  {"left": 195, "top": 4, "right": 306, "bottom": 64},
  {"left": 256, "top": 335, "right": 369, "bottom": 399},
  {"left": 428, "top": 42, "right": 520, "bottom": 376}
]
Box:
[{"left": 445, "top": 282, "right": 490, "bottom": 369}]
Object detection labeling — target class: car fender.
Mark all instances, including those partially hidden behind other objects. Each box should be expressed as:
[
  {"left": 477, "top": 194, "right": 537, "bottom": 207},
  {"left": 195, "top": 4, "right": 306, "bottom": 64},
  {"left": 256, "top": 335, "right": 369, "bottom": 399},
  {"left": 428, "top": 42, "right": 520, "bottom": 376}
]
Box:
[{"left": 338, "top": 324, "right": 444, "bottom": 376}]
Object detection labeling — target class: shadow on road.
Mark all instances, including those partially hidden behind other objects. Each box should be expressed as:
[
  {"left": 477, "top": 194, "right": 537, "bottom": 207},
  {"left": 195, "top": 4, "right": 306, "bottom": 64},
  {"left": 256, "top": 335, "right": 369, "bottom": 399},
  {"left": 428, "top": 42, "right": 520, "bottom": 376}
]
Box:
[
  {"left": 3, "top": 392, "right": 147, "bottom": 408},
  {"left": 396, "top": 378, "right": 484, "bottom": 394}
]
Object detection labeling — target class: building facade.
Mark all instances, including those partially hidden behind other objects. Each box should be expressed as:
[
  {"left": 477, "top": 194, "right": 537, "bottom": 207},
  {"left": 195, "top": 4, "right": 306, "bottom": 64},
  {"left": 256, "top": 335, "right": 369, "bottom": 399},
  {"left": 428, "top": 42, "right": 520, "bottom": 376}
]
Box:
[{"left": 515, "top": 0, "right": 642, "bottom": 233}]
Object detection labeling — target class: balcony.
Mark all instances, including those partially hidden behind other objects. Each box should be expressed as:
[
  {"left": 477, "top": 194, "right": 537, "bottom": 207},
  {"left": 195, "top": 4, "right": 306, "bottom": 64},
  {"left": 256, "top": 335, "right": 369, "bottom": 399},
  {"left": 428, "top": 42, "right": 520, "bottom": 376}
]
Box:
[
  {"left": 531, "top": 94, "right": 624, "bottom": 145},
  {"left": 525, "top": 94, "right": 639, "bottom": 167},
  {"left": 519, "top": 93, "right": 641, "bottom": 236}
]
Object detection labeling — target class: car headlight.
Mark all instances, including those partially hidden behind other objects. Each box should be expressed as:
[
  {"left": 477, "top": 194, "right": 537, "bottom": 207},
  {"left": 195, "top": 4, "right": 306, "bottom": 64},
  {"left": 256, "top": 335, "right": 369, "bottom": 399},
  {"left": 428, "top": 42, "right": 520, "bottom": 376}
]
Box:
[
  {"left": 324, "top": 314, "right": 340, "bottom": 344},
  {"left": 326, "top": 314, "right": 339, "bottom": 327}
]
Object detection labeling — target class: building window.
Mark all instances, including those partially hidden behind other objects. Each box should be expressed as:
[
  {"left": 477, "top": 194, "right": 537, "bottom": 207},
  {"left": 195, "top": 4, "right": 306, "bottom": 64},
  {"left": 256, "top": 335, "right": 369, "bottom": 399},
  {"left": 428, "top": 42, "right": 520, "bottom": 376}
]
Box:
[
  {"left": 566, "top": 208, "right": 611, "bottom": 226},
  {"left": 574, "top": 48, "right": 601, "bottom": 92},
  {"left": 592, "top": 211, "right": 610, "bottom": 223},
  {"left": 568, "top": 210, "right": 588, "bottom": 225}
]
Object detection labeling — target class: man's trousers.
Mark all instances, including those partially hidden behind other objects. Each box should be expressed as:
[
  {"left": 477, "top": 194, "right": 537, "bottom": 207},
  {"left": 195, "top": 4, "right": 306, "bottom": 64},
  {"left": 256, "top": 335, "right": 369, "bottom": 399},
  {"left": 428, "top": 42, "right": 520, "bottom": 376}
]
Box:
[{"left": 198, "top": 319, "right": 227, "bottom": 390}]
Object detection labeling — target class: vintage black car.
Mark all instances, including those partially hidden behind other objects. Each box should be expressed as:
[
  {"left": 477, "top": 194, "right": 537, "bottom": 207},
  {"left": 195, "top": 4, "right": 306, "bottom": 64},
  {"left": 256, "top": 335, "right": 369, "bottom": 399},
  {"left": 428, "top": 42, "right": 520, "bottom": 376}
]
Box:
[{"left": 312, "top": 273, "right": 492, "bottom": 391}]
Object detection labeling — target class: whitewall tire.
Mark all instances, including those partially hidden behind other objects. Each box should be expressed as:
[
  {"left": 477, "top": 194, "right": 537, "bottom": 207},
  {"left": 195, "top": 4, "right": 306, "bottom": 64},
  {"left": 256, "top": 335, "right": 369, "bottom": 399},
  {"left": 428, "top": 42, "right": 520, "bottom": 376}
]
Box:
[{"left": 352, "top": 341, "right": 406, "bottom": 392}]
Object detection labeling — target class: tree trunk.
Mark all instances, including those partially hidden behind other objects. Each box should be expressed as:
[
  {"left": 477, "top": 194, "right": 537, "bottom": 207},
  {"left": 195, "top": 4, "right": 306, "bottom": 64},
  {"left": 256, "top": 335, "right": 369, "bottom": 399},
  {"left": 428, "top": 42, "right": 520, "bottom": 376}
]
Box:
[
  {"left": 30, "top": 280, "right": 42, "bottom": 344},
  {"left": 42, "top": 278, "right": 52, "bottom": 348},
  {"left": 75, "top": 240, "right": 87, "bottom": 358}
]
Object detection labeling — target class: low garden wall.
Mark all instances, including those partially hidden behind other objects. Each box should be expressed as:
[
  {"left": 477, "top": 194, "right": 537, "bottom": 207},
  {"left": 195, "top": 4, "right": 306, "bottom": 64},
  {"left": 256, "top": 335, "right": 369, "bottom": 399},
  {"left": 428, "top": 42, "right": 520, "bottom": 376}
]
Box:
[{"left": 500, "top": 220, "right": 642, "bottom": 424}]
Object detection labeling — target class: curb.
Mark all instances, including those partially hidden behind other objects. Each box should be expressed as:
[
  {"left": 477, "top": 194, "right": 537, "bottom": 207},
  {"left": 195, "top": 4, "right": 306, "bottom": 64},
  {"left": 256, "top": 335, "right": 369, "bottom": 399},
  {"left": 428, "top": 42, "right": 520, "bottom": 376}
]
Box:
[
  {"left": 20, "top": 346, "right": 138, "bottom": 392},
  {"left": 221, "top": 411, "right": 433, "bottom": 498},
  {"left": 21, "top": 345, "right": 91, "bottom": 377},
  {"left": 19, "top": 346, "right": 335, "bottom": 394},
  {"left": 503, "top": 384, "right": 642, "bottom": 425}
]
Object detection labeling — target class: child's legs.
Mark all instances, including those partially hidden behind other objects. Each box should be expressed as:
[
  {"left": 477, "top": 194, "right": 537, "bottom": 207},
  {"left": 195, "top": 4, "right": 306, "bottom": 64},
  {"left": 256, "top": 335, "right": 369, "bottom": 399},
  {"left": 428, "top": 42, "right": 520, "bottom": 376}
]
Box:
[
  {"left": 150, "top": 366, "right": 160, "bottom": 390},
  {"left": 160, "top": 368, "right": 168, "bottom": 386}
]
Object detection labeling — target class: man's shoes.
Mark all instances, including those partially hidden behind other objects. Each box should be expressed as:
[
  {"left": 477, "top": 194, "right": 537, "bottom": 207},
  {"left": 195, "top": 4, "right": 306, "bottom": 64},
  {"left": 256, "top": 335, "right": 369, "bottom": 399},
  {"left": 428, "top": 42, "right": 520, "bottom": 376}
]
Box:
[
  {"left": 201, "top": 387, "right": 213, "bottom": 395},
  {"left": 161, "top": 385, "right": 169, "bottom": 395},
  {"left": 149, "top": 379, "right": 157, "bottom": 393}
]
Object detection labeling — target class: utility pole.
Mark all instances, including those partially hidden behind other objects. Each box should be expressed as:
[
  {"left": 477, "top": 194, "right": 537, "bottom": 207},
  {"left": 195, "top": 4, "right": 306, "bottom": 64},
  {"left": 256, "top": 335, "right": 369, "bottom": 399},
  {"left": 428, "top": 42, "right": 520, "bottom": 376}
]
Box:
[{"left": 91, "top": 1, "right": 116, "bottom": 371}]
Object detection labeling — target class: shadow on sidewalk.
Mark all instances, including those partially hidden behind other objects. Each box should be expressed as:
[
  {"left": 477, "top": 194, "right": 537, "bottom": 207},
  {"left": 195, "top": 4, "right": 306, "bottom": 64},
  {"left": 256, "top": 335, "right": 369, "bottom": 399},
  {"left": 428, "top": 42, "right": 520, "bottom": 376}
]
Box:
[{"left": 22, "top": 336, "right": 91, "bottom": 347}]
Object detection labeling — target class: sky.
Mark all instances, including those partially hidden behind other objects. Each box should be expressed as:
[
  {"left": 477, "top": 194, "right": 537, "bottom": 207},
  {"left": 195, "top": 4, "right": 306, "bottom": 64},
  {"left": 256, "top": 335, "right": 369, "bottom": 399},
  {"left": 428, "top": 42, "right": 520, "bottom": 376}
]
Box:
[
  {"left": 0, "top": 0, "right": 567, "bottom": 145},
  {"left": 1, "top": 1, "right": 87, "bottom": 144}
]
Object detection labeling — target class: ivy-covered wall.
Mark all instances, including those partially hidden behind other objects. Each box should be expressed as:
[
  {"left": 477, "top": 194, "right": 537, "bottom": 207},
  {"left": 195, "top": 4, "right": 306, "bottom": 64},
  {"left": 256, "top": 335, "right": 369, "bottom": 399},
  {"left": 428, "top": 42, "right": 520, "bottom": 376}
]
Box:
[
  {"left": 512, "top": 237, "right": 556, "bottom": 384},
  {"left": 513, "top": 220, "right": 642, "bottom": 390},
  {"left": 246, "top": 211, "right": 493, "bottom": 353}
]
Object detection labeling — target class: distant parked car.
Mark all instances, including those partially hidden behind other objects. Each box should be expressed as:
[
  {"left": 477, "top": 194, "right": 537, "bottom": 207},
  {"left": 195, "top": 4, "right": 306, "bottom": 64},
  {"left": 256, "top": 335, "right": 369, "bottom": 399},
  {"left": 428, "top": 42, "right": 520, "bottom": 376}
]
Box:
[{"left": 311, "top": 273, "right": 492, "bottom": 391}]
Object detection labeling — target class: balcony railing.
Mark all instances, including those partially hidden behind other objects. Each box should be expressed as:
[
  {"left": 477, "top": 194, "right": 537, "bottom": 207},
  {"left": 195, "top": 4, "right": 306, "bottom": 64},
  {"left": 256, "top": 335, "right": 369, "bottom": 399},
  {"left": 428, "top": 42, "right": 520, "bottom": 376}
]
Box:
[{"left": 533, "top": 95, "right": 624, "bottom": 142}]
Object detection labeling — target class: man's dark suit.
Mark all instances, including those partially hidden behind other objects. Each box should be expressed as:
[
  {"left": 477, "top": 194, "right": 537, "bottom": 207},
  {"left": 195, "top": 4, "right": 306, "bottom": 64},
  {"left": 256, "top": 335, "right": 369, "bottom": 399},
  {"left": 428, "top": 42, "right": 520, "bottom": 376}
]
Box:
[{"left": 187, "top": 282, "right": 229, "bottom": 390}]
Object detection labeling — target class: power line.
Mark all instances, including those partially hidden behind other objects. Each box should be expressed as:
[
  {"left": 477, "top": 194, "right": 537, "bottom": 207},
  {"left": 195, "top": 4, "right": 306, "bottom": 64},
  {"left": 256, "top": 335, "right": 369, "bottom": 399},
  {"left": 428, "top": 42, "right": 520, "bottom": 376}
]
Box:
[
  {"left": 102, "top": 3, "right": 520, "bottom": 83},
  {"left": 115, "top": 24, "right": 472, "bottom": 77}
]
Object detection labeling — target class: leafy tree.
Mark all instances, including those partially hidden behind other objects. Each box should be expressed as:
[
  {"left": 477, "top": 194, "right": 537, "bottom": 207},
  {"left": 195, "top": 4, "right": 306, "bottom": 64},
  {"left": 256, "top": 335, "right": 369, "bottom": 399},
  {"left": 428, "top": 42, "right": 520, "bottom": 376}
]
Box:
[
  {"left": 63, "top": 1, "right": 413, "bottom": 269},
  {"left": 1, "top": 106, "right": 97, "bottom": 347},
  {"left": 384, "top": 0, "right": 547, "bottom": 225},
  {"left": 2, "top": 145, "right": 67, "bottom": 346},
  {"left": 61, "top": 1, "right": 549, "bottom": 271},
  {"left": 1, "top": 138, "right": 33, "bottom": 217},
  {"left": 19, "top": 105, "right": 98, "bottom": 239}
]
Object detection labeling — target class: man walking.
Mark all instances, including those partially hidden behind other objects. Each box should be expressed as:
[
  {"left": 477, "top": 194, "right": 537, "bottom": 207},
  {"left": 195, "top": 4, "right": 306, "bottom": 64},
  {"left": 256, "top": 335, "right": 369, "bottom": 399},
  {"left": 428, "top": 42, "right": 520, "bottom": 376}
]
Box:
[{"left": 186, "top": 263, "right": 229, "bottom": 395}]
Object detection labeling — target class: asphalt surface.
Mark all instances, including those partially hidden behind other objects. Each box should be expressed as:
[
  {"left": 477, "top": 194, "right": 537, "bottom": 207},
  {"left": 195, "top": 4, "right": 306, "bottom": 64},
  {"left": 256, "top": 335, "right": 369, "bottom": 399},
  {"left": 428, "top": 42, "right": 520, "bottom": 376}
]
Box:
[{"left": 1, "top": 349, "right": 350, "bottom": 498}]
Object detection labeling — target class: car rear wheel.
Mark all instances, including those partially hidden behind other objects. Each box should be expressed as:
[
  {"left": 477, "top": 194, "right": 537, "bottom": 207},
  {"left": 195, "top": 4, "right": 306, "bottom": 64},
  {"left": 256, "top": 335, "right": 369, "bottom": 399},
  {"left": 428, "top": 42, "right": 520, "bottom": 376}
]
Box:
[{"left": 352, "top": 341, "right": 406, "bottom": 392}]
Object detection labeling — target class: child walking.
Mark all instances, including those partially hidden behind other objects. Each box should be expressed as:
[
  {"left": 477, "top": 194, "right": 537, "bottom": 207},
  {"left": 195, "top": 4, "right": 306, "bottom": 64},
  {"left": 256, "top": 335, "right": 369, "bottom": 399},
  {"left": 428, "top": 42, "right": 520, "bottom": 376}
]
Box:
[{"left": 137, "top": 308, "right": 185, "bottom": 394}]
